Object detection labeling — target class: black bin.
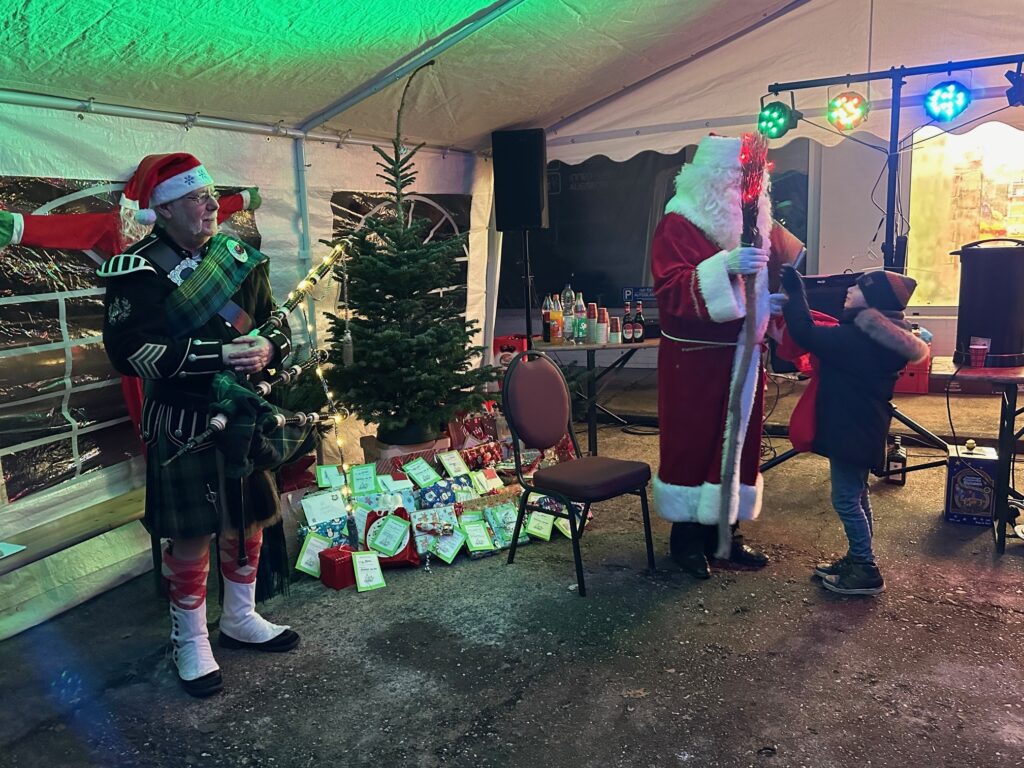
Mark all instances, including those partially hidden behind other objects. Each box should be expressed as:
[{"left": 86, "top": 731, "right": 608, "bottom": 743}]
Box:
[{"left": 950, "top": 238, "right": 1024, "bottom": 367}]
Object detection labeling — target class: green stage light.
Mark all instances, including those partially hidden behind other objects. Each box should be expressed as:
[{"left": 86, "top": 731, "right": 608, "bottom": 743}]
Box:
[
  {"left": 757, "top": 100, "right": 801, "bottom": 139},
  {"left": 827, "top": 91, "right": 870, "bottom": 131}
]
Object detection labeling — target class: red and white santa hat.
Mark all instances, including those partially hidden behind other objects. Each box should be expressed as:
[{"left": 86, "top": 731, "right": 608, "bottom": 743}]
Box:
[{"left": 119, "top": 153, "right": 214, "bottom": 225}]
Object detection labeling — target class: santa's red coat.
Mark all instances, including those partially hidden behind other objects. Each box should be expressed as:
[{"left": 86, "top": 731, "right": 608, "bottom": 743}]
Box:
[{"left": 651, "top": 214, "right": 798, "bottom": 524}]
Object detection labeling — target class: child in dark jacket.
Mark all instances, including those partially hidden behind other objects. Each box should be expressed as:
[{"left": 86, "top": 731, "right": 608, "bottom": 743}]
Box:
[{"left": 776, "top": 265, "right": 929, "bottom": 595}]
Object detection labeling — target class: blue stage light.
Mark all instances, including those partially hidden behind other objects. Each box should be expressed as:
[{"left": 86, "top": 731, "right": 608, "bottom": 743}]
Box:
[{"left": 924, "top": 80, "right": 971, "bottom": 122}]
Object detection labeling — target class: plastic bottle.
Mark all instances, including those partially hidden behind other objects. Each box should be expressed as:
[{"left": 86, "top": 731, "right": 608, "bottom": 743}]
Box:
[
  {"left": 560, "top": 282, "right": 575, "bottom": 320},
  {"left": 541, "top": 295, "right": 552, "bottom": 343},
  {"left": 550, "top": 294, "right": 564, "bottom": 345},
  {"left": 622, "top": 301, "right": 633, "bottom": 343},
  {"left": 573, "top": 292, "right": 587, "bottom": 345}
]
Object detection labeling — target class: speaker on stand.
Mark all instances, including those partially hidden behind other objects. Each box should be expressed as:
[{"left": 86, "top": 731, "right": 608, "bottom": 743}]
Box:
[{"left": 491, "top": 129, "right": 549, "bottom": 348}]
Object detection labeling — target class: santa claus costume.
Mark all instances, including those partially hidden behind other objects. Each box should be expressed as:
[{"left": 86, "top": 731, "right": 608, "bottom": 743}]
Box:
[{"left": 650, "top": 134, "right": 800, "bottom": 578}]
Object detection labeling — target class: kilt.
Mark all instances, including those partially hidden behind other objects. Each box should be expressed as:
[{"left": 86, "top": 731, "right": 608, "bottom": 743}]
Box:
[{"left": 141, "top": 397, "right": 317, "bottom": 539}]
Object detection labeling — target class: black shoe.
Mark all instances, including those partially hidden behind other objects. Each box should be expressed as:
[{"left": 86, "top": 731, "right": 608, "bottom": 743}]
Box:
[
  {"left": 727, "top": 540, "right": 769, "bottom": 568},
  {"left": 670, "top": 523, "right": 711, "bottom": 579},
  {"left": 821, "top": 562, "right": 885, "bottom": 596},
  {"left": 219, "top": 629, "right": 300, "bottom": 652},
  {"left": 706, "top": 529, "right": 769, "bottom": 569},
  {"left": 813, "top": 555, "right": 851, "bottom": 579},
  {"left": 179, "top": 669, "right": 223, "bottom": 698}
]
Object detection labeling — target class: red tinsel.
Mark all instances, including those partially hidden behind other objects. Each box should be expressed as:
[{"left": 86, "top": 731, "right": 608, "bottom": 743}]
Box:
[{"left": 739, "top": 133, "right": 770, "bottom": 246}]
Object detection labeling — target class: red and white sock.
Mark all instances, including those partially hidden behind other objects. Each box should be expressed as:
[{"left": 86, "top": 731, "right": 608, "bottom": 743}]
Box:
[
  {"left": 162, "top": 546, "right": 209, "bottom": 609},
  {"left": 219, "top": 531, "right": 262, "bottom": 584}
]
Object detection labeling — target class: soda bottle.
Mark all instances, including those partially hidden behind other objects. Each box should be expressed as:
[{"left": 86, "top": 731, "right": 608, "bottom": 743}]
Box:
[
  {"left": 550, "top": 294, "right": 564, "bottom": 345},
  {"left": 622, "top": 301, "right": 633, "bottom": 343},
  {"left": 560, "top": 281, "right": 575, "bottom": 319},
  {"left": 541, "top": 295, "right": 552, "bottom": 343},
  {"left": 574, "top": 292, "right": 587, "bottom": 344},
  {"left": 633, "top": 301, "right": 646, "bottom": 343}
]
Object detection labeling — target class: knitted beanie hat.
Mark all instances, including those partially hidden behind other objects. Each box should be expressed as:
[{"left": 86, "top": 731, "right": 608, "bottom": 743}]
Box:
[{"left": 856, "top": 270, "right": 917, "bottom": 311}]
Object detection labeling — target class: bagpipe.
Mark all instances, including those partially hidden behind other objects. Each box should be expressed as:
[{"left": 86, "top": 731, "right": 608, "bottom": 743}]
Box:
[{"left": 159, "top": 241, "right": 350, "bottom": 469}]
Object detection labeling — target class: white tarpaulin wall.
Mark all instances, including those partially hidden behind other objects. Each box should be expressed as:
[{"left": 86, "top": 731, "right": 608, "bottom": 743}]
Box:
[
  {"left": 0, "top": 105, "right": 483, "bottom": 639},
  {"left": 548, "top": 0, "right": 1024, "bottom": 163}
]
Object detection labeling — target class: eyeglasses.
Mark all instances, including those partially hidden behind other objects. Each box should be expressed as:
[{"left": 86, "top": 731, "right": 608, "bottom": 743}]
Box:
[{"left": 182, "top": 190, "right": 220, "bottom": 206}]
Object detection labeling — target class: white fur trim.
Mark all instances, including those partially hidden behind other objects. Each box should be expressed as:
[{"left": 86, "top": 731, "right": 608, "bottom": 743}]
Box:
[
  {"left": 696, "top": 250, "right": 744, "bottom": 322},
  {"left": 119, "top": 193, "right": 139, "bottom": 210},
  {"left": 653, "top": 475, "right": 763, "bottom": 524},
  {"left": 9, "top": 212, "right": 24, "bottom": 245},
  {"left": 240, "top": 189, "right": 251, "bottom": 209},
  {"left": 151, "top": 164, "right": 214, "bottom": 206}
]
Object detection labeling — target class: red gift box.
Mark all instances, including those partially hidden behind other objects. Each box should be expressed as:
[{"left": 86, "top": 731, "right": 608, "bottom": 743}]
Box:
[
  {"left": 319, "top": 545, "right": 356, "bottom": 590},
  {"left": 459, "top": 440, "right": 503, "bottom": 470}
]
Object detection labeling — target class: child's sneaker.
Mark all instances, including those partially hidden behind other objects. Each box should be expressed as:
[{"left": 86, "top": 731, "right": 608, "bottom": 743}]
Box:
[
  {"left": 822, "top": 561, "right": 885, "bottom": 596},
  {"left": 813, "top": 555, "right": 850, "bottom": 579}
]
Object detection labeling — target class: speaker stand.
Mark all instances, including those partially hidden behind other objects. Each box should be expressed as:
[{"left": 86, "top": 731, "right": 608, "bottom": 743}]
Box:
[{"left": 521, "top": 229, "right": 534, "bottom": 350}]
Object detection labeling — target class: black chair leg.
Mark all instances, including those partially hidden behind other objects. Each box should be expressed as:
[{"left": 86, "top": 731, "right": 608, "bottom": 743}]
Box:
[
  {"left": 507, "top": 493, "right": 529, "bottom": 565},
  {"left": 639, "top": 485, "right": 656, "bottom": 571},
  {"left": 568, "top": 506, "right": 587, "bottom": 597}
]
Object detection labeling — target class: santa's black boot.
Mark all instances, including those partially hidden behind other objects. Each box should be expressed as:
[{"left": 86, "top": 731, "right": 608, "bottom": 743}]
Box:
[
  {"left": 724, "top": 524, "right": 769, "bottom": 568},
  {"left": 670, "top": 522, "right": 711, "bottom": 579}
]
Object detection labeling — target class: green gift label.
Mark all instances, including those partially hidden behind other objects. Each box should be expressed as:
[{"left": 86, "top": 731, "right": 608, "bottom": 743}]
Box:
[
  {"left": 437, "top": 450, "right": 472, "bottom": 479},
  {"left": 367, "top": 515, "right": 411, "bottom": 558},
  {"left": 461, "top": 520, "right": 496, "bottom": 552},
  {"left": 402, "top": 457, "right": 443, "bottom": 488},
  {"left": 525, "top": 511, "right": 555, "bottom": 541},
  {"left": 352, "top": 551, "right": 387, "bottom": 592},
  {"left": 430, "top": 530, "right": 467, "bottom": 564},
  {"left": 350, "top": 463, "right": 379, "bottom": 495}
]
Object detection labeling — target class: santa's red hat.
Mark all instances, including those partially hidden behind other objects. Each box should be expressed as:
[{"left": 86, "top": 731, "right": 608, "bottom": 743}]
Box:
[{"left": 119, "top": 153, "right": 214, "bottom": 225}]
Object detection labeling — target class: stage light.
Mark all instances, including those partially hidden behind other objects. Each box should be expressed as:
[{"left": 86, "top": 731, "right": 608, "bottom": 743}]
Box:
[
  {"left": 924, "top": 80, "right": 971, "bottom": 122},
  {"left": 757, "top": 100, "right": 801, "bottom": 139},
  {"left": 827, "top": 91, "right": 870, "bottom": 131},
  {"left": 1006, "top": 64, "right": 1024, "bottom": 107}
]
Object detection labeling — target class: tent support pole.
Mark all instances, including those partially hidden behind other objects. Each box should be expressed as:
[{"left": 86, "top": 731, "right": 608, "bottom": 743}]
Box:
[{"left": 293, "top": 137, "right": 316, "bottom": 345}]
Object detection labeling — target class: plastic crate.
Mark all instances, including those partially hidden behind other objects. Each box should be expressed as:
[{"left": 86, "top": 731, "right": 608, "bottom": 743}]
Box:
[{"left": 894, "top": 350, "right": 931, "bottom": 394}]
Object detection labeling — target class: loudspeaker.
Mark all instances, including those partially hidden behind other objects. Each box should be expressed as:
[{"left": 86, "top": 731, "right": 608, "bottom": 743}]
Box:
[
  {"left": 803, "top": 272, "right": 860, "bottom": 320},
  {"left": 491, "top": 129, "right": 548, "bottom": 231}
]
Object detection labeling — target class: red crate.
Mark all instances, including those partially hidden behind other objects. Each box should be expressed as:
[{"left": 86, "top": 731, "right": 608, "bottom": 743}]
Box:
[
  {"left": 319, "top": 545, "right": 356, "bottom": 590},
  {"left": 894, "top": 350, "right": 931, "bottom": 394}
]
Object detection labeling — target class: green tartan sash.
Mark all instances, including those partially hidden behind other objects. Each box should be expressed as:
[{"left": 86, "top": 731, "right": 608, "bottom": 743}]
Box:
[{"left": 165, "top": 234, "right": 265, "bottom": 339}]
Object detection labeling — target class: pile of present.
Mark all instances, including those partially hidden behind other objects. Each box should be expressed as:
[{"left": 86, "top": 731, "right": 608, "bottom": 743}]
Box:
[{"left": 292, "top": 409, "right": 584, "bottom": 592}]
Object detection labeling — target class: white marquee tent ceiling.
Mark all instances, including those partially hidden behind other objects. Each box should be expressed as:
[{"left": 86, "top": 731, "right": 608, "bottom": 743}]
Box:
[{"left": 6, "top": 0, "right": 1019, "bottom": 163}]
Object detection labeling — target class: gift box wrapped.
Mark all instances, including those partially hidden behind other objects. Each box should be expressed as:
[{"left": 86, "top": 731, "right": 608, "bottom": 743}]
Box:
[
  {"left": 416, "top": 476, "right": 478, "bottom": 509},
  {"left": 447, "top": 411, "right": 499, "bottom": 450},
  {"left": 484, "top": 501, "right": 530, "bottom": 550},
  {"left": 408, "top": 504, "right": 462, "bottom": 555},
  {"left": 372, "top": 446, "right": 446, "bottom": 477},
  {"left": 363, "top": 508, "right": 420, "bottom": 568},
  {"left": 351, "top": 490, "right": 418, "bottom": 541},
  {"left": 297, "top": 516, "right": 357, "bottom": 549},
  {"left": 319, "top": 545, "right": 356, "bottom": 590},
  {"left": 458, "top": 483, "right": 522, "bottom": 514},
  {"left": 458, "top": 441, "right": 504, "bottom": 471}
]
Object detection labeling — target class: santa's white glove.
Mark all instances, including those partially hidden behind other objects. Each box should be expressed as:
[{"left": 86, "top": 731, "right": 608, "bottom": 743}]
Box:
[
  {"left": 769, "top": 293, "right": 787, "bottom": 316},
  {"left": 726, "top": 246, "right": 769, "bottom": 275}
]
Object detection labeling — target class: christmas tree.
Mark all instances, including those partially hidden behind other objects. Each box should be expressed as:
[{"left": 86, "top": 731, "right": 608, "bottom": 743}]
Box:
[{"left": 325, "top": 74, "right": 497, "bottom": 443}]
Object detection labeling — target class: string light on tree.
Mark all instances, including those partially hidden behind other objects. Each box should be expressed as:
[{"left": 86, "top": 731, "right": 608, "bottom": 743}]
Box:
[{"left": 827, "top": 91, "right": 870, "bottom": 130}]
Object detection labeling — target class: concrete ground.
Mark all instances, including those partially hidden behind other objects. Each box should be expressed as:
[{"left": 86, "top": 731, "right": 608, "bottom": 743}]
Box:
[{"left": 2, "top": 381, "right": 1023, "bottom": 768}]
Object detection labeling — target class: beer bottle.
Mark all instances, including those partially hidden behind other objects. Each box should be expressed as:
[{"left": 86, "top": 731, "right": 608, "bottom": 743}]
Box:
[
  {"left": 622, "top": 301, "right": 633, "bottom": 343},
  {"left": 633, "top": 301, "right": 646, "bottom": 343}
]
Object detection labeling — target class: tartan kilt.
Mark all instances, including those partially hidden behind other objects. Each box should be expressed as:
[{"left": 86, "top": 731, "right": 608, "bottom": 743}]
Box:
[{"left": 141, "top": 398, "right": 317, "bottom": 540}]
